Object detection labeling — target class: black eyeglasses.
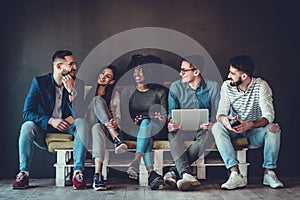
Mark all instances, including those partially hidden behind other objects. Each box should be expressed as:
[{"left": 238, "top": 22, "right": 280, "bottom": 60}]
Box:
[{"left": 180, "top": 68, "right": 196, "bottom": 72}]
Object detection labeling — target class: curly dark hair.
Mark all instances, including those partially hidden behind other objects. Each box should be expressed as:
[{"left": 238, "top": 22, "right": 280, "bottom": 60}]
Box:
[{"left": 126, "top": 54, "right": 163, "bottom": 71}]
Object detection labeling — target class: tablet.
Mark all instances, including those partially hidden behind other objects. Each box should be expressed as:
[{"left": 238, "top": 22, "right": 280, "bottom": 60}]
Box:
[{"left": 171, "top": 109, "right": 209, "bottom": 131}]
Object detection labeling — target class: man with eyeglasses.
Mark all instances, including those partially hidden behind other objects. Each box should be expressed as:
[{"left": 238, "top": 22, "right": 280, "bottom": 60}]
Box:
[
  {"left": 163, "top": 55, "right": 220, "bottom": 191},
  {"left": 12, "top": 50, "right": 89, "bottom": 190}
]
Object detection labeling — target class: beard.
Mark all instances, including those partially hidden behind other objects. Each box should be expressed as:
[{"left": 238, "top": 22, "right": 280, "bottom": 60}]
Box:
[
  {"left": 62, "top": 69, "right": 76, "bottom": 80},
  {"left": 230, "top": 77, "right": 243, "bottom": 87}
]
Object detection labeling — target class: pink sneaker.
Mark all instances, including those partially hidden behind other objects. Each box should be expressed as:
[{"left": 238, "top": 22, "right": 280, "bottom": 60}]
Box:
[
  {"left": 72, "top": 171, "right": 86, "bottom": 190},
  {"left": 12, "top": 172, "right": 29, "bottom": 189}
]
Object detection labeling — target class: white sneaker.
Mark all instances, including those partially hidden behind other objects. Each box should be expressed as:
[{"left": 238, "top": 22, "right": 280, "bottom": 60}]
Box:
[
  {"left": 163, "top": 171, "right": 177, "bottom": 190},
  {"left": 127, "top": 160, "right": 139, "bottom": 179},
  {"left": 115, "top": 143, "right": 128, "bottom": 154},
  {"left": 221, "top": 171, "right": 247, "bottom": 190},
  {"left": 113, "top": 136, "right": 128, "bottom": 154},
  {"left": 263, "top": 170, "right": 283, "bottom": 188},
  {"left": 176, "top": 173, "right": 200, "bottom": 191}
]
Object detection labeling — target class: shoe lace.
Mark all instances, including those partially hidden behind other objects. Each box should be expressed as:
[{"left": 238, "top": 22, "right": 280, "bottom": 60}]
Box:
[
  {"left": 17, "top": 172, "right": 26, "bottom": 180},
  {"left": 269, "top": 172, "right": 280, "bottom": 182},
  {"left": 131, "top": 160, "right": 139, "bottom": 168},
  {"left": 114, "top": 136, "right": 124, "bottom": 144},
  {"left": 227, "top": 173, "right": 242, "bottom": 184},
  {"left": 183, "top": 173, "right": 196, "bottom": 181},
  {"left": 94, "top": 176, "right": 103, "bottom": 184},
  {"left": 166, "top": 171, "right": 176, "bottom": 179},
  {"left": 76, "top": 173, "right": 84, "bottom": 182}
]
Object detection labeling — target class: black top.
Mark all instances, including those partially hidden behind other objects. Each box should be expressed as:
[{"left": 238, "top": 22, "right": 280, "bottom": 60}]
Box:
[
  {"left": 120, "top": 83, "right": 168, "bottom": 140},
  {"left": 129, "top": 84, "right": 167, "bottom": 119}
]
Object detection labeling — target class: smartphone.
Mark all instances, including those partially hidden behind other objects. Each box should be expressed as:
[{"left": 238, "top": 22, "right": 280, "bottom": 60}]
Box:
[
  {"left": 231, "top": 120, "right": 241, "bottom": 127},
  {"left": 137, "top": 115, "right": 151, "bottom": 121}
]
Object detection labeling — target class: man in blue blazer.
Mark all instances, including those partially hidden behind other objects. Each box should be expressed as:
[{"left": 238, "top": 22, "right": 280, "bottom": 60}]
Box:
[{"left": 13, "top": 50, "right": 89, "bottom": 190}]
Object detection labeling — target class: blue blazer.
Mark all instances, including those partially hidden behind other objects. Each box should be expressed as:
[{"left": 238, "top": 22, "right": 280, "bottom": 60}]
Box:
[{"left": 23, "top": 73, "right": 73, "bottom": 131}]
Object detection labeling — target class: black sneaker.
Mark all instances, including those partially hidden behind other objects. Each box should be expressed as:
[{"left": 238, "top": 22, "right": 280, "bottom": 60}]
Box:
[
  {"left": 127, "top": 159, "right": 139, "bottom": 179},
  {"left": 113, "top": 136, "right": 128, "bottom": 154},
  {"left": 148, "top": 171, "right": 164, "bottom": 190},
  {"left": 93, "top": 173, "right": 106, "bottom": 191},
  {"left": 163, "top": 171, "right": 177, "bottom": 190}
]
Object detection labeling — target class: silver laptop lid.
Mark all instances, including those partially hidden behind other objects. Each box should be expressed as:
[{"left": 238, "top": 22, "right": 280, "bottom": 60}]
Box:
[{"left": 171, "top": 109, "right": 209, "bottom": 131}]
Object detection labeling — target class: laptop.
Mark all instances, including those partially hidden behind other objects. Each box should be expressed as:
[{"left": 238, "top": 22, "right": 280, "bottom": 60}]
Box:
[{"left": 171, "top": 109, "right": 209, "bottom": 131}]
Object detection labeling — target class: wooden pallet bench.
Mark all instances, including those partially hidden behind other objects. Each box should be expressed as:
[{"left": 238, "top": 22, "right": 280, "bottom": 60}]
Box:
[{"left": 46, "top": 133, "right": 249, "bottom": 187}]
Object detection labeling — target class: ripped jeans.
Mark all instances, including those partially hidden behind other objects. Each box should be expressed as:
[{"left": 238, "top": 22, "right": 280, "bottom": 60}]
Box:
[
  {"left": 212, "top": 122, "right": 281, "bottom": 169},
  {"left": 19, "top": 118, "right": 89, "bottom": 172}
]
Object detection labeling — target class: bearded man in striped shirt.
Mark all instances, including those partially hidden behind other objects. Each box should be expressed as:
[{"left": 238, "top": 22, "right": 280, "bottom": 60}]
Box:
[{"left": 212, "top": 55, "right": 283, "bottom": 190}]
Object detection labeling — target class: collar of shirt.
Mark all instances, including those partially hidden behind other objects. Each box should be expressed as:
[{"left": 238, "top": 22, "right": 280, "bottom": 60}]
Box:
[{"left": 183, "top": 78, "right": 207, "bottom": 91}]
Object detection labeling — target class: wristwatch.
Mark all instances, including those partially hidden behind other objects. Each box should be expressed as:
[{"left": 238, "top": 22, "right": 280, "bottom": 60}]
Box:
[{"left": 69, "top": 89, "right": 77, "bottom": 96}]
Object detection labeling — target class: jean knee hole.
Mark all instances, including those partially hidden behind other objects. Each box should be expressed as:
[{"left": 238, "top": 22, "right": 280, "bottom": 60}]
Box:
[{"left": 268, "top": 125, "right": 280, "bottom": 133}]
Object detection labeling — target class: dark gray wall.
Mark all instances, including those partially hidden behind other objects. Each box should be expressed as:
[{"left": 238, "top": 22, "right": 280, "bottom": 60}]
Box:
[{"left": 1, "top": 0, "right": 299, "bottom": 179}]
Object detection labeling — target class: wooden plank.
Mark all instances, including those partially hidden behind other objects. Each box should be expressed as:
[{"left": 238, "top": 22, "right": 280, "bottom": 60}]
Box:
[{"left": 4, "top": 178, "right": 299, "bottom": 199}]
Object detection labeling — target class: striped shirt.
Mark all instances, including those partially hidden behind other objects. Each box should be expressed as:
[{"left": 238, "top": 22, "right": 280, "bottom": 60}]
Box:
[{"left": 217, "top": 78, "right": 275, "bottom": 123}]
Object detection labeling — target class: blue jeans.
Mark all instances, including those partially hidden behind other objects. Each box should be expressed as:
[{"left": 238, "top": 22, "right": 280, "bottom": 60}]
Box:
[
  {"left": 136, "top": 119, "right": 154, "bottom": 168},
  {"left": 19, "top": 118, "right": 89, "bottom": 172},
  {"left": 168, "top": 129, "right": 214, "bottom": 178},
  {"left": 212, "top": 122, "right": 281, "bottom": 169}
]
